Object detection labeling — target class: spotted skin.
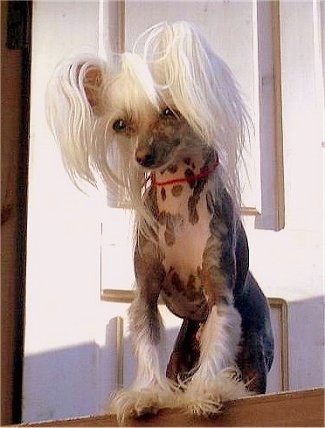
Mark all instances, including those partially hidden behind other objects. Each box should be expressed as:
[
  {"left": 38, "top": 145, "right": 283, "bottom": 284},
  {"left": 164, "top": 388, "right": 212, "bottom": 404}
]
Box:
[
  {"left": 128, "top": 131, "right": 274, "bottom": 419},
  {"left": 171, "top": 184, "right": 183, "bottom": 197},
  {"left": 158, "top": 211, "right": 184, "bottom": 247},
  {"left": 161, "top": 187, "right": 166, "bottom": 201},
  {"left": 184, "top": 168, "right": 196, "bottom": 189},
  {"left": 133, "top": 150, "right": 274, "bottom": 397},
  {"left": 47, "top": 25, "right": 275, "bottom": 420}
]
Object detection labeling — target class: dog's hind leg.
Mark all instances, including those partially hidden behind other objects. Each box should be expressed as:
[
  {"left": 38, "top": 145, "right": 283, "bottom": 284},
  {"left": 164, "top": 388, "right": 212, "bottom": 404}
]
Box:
[
  {"left": 237, "top": 331, "right": 269, "bottom": 394},
  {"left": 235, "top": 272, "right": 274, "bottom": 394},
  {"left": 166, "top": 319, "right": 201, "bottom": 383}
]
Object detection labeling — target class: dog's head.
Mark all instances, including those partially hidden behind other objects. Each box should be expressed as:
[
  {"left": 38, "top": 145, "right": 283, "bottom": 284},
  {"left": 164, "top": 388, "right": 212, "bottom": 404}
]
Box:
[{"left": 46, "top": 21, "right": 250, "bottom": 208}]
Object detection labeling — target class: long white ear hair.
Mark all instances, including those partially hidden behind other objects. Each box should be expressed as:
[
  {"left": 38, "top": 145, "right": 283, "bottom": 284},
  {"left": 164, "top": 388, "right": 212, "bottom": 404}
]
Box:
[
  {"left": 46, "top": 53, "right": 157, "bottom": 201},
  {"left": 137, "top": 21, "right": 251, "bottom": 209},
  {"left": 45, "top": 55, "right": 119, "bottom": 191}
]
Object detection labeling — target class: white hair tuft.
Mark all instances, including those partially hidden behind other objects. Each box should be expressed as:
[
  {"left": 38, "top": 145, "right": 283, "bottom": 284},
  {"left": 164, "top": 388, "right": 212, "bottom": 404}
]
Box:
[
  {"left": 46, "top": 22, "right": 252, "bottom": 241},
  {"left": 138, "top": 21, "right": 251, "bottom": 210}
]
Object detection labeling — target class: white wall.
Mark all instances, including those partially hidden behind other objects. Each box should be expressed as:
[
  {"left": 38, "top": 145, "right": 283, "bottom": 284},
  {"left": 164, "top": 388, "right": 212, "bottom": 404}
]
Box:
[
  {"left": 23, "top": 1, "right": 111, "bottom": 421},
  {"left": 246, "top": 0, "right": 324, "bottom": 390},
  {"left": 23, "top": 0, "right": 324, "bottom": 423}
]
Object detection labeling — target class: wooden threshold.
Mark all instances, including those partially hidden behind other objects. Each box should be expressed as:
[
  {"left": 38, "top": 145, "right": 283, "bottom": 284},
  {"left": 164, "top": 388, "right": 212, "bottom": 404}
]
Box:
[{"left": 20, "top": 388, "right": 324, "bottom": 427}]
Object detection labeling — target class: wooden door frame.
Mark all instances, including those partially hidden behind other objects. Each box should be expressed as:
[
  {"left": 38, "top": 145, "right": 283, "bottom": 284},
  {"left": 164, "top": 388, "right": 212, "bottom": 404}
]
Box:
[{"left": 1, "top": 1, "right": 31, "bottom": 424}]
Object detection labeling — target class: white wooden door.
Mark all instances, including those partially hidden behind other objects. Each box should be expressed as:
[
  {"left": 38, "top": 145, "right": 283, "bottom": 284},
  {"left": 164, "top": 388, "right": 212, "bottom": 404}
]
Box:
[
  {"left": 24, "top": 0, "right": 324, "bottom": 423},
  {"left": 24, "top": 1, "right": 115, "bottom": 422}
]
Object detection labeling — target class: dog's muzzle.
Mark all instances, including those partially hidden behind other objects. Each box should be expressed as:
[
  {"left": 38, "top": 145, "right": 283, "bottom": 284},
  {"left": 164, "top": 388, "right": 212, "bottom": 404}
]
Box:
[{"left": 135, "top": 146, "right": 156, "bottom": 168}]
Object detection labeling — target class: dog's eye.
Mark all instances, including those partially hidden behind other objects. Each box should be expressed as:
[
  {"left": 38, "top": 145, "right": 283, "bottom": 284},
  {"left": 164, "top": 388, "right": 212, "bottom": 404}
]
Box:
[
  {"left": 161, "top": 107, "right": 177, "bottom": 119},
  {"left": 113, "top": 119, "right": 127, "bottom": 133}
]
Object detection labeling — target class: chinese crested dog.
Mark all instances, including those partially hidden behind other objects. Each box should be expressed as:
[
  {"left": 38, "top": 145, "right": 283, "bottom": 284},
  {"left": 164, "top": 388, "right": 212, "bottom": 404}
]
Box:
[{"left": 46, "top": 21, "right": 274, "bottom": 422}]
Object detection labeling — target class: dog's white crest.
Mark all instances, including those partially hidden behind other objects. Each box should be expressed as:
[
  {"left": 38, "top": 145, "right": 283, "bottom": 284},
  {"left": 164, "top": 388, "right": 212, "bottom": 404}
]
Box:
[
  {"left": 46, "top": 21, "right": 250, "bottom": 213},
  {"left": 139, "top": 21, "right": 251, "bottom": 210}
]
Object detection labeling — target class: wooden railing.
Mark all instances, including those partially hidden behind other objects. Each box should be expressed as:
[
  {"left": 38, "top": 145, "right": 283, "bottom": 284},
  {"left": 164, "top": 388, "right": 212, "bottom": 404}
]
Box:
[{"left": 21, "top": 388, "right": 324, "bottom": 427}]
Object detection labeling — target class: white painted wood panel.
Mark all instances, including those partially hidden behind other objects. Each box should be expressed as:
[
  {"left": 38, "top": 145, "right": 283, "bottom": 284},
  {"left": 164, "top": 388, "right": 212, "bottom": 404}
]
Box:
[
  {"left": 123, "top": 0, "right": 261, "bottom": 214},
  {"left": 23, "top": 0, "right": 324, "bottom": 423},
  {"left": 23, "top": 1, "right": 107, "bottom": 422}
]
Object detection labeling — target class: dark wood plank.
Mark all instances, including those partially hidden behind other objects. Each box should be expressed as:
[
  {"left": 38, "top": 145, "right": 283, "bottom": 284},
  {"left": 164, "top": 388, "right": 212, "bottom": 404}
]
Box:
[
  {"left": 1, "top": 1, "right": 31, "bottom": 424},
  {"left": 20, "top": 388, "right": 324, "bottom": 427}
]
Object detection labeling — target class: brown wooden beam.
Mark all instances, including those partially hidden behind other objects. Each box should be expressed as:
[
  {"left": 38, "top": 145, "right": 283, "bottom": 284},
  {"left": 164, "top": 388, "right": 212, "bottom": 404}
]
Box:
[
  {"left": 1, "top": 1, "right": 31, "bottom": 424},
  {"left": 21, "top": 388, "right": 324, "bottom": 427}
]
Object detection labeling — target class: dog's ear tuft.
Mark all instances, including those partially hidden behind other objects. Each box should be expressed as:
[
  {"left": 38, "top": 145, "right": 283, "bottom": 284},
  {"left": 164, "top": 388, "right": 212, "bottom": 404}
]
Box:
[
  {"left": 82, "top": 65, "right": 103, "bottom": 112},
  {"left": 46, "top": 55, "right": 111, "bottom": 187},
  {"left": 73, "top": 60, "right": 107, "bottom": 116}
]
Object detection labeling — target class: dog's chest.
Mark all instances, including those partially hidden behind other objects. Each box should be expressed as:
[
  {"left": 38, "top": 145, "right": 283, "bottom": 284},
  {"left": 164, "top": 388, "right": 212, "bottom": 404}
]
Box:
[
  {"left": 157, "top": 184, "right": 212, "bottom": 270},
  {"left": 154, "top": 166, "right": 214, "bottom": 318}
]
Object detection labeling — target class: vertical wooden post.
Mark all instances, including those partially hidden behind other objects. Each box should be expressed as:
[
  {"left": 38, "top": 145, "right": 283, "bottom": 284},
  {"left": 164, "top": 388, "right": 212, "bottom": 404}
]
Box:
[{"left": 1, "top": 1, "right": 31, "bottom": 424}]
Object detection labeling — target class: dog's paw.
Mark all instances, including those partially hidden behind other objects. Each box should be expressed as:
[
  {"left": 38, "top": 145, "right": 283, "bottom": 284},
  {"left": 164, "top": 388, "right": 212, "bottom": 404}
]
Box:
[
  {"left": 181, "top": 367, "right": 250, "bottom": 416},
  {"left": 109, "top": 388, "right": 157, "bottom": 422},
  {"left": 183, "top": 392, "right": 223, "bottom": 417},
  {"left": 109, "top": 383, "right": 180, "bottom": 423}
]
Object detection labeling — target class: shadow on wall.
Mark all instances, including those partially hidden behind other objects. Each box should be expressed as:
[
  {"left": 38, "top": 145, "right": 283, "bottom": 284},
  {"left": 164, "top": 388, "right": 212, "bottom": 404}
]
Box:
[
  {"left": 287, "top": 296, "right": 325, "bottom": 391},
  {"left": 22, "top": 319, "right": 119, "bottom": 423},
  {"left": 23, "top": 342, "right": 101, "bottom": 423},
  {"left": 22, "top": 296, "right": 324, "bottom": 424}
]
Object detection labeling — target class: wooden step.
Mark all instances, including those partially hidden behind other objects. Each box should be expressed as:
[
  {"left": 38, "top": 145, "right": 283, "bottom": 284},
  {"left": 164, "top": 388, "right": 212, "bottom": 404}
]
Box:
[{"left": 21, "top": 388, "right": 324, "bottom": 427}]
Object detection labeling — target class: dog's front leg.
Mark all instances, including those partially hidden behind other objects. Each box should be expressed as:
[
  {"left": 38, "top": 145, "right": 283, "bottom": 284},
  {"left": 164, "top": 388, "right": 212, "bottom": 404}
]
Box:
[
  {"left": 183, "top": 231, "right": 249, "bottom": 415},
  {"left": 110, "top": 240, "right": 177, "bottom": 422},
  {"left": 183, "top": 301, "right": 248, "bottom": 415}
]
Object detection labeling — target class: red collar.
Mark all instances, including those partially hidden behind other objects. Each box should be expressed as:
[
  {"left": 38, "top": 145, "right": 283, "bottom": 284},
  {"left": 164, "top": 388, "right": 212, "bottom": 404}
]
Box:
[{"left": 151, "top": 154, "right": 219, "bottom": 187}]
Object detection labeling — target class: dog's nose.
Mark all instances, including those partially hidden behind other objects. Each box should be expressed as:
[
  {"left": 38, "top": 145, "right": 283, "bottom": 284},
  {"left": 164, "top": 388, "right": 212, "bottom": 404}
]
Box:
[{"left": 136, "top": 147, "right": 155, "bottom": 168}]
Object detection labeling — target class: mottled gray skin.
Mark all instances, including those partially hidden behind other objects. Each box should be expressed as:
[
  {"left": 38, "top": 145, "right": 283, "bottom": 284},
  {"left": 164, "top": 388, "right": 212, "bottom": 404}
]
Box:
[
  {"left": 130, "top": 149, "right": 274, "bottom": 394},
  {"left": 46, "top": 31, "right": 274, "bottom": 418}
]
